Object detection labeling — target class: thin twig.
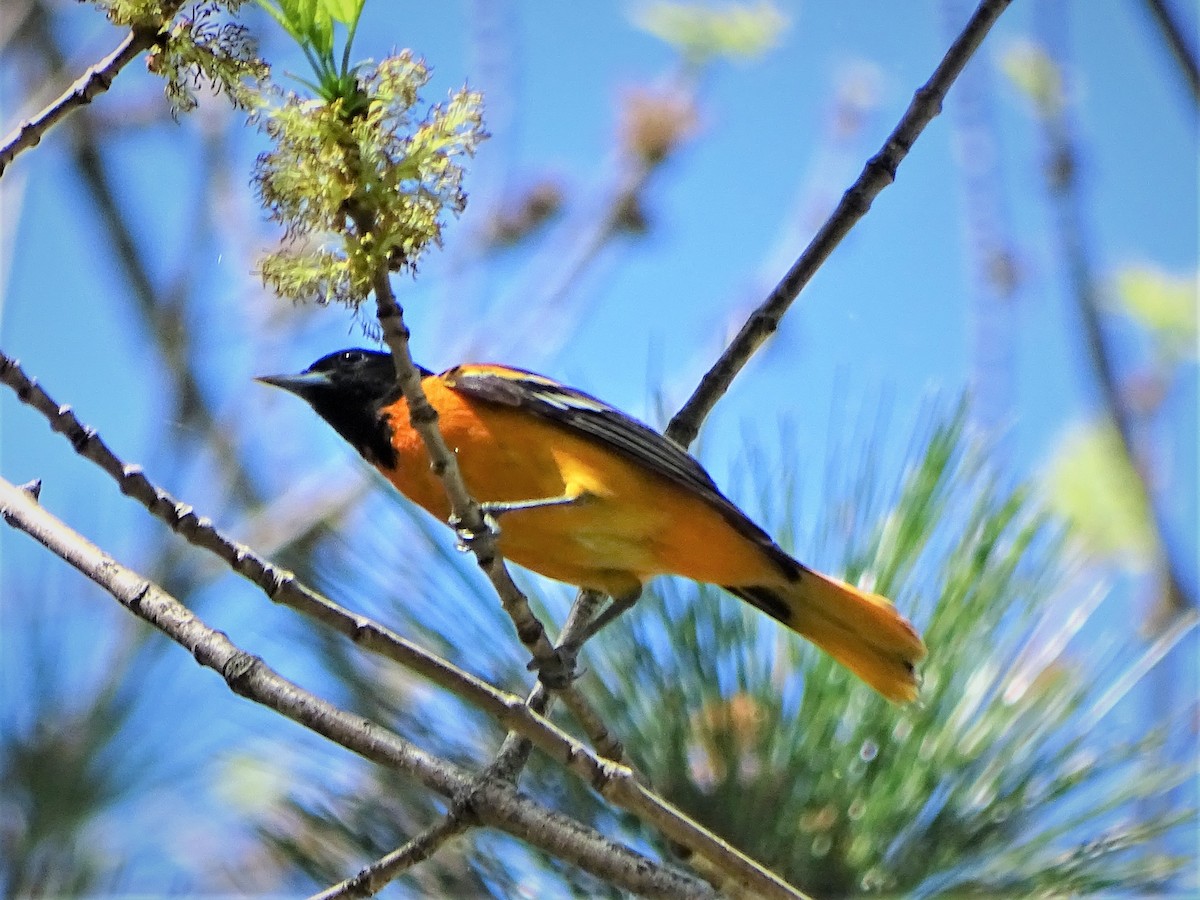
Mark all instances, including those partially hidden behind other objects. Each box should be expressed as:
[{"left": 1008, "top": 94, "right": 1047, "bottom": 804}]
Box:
[
  {"left": 0, "top": 478, "right": 713, "bottom": 900},
  {"left": 941, "top": 0, "right": 1022, "bottom": 445},
  {"left": 311, "top": 810, "right": 474, "bottom": 900},
  {"left": 1140, "top": 0, "right": 1200, "bottom": 104},
  {"left": 0, "top": 21, "right": 166, "bottom": 177},
  {"left": 666, "top": 0, "right": 1016, "bottom": 448},
  {"left": 358, "top": 183, "right": 632, "bottom": 770},
  {"left": 363, "top": 240, "right": 577, "bottom": 690},
  {"left": 469, "top": 150, "right": 658, "bottom": 364},
  {"left": 367, "top": 265, "right": 632, "bottom": 759}
]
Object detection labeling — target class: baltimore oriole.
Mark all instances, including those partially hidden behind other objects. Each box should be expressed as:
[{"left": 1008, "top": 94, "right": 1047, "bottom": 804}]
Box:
[{"left": 259, "top": 349, "right": 926, "bottom": 701}]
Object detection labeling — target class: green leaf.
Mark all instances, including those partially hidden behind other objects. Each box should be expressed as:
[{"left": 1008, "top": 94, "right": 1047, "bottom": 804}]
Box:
[
  {"left": 1114, "top": 265, "right": 1198, "bottom": 363},
  {"left": 322, "top": 0, "right": 365, "bottom": 26},
  {"left": 308, "top": 4, "right": 335, "bottom": 60},
  {"left": 274, "top": 0, "right": 315, "bottom": 34},
  {"left": 1044, "top": 420, "right": 1155, "bottom": 570}
]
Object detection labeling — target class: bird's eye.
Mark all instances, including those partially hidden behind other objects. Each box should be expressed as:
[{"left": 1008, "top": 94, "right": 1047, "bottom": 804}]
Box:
[{"left": 342, "top": 351, "right": 362, "bottom": 363}]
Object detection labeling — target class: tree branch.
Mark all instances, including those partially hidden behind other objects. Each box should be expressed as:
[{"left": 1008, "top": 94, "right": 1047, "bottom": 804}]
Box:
[
  {"left": 312, "top": 805, "right": 476, "bottom": 900},
  {"left": 365, "top": 252, "right": 631, "bottom": 764},
  {"left": 0, "top": 477, "right": 715, "bottom": 900},
  {"left": 666, "top": 0, "right": 1015, "bottom": 448},
  {"left": 360, "top": 236, "right": 582, "bottom": 694},
  {"left": 0, "top": 20, "right": 167, "bottom": 177}
]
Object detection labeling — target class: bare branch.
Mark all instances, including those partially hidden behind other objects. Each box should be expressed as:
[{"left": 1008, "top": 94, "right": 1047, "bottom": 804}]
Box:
[
  {"left": 666, "top": 0, "right": 1016, "bottom": 448},
  {"left": 0, "top": 22, "right": 167, "bottom": 177},
  {"left": 359, "top": 198, "right": 634, "bottom": 821},
  {"left": 941, "top": 0, "right": 1023, "bottom": 442},
  {"left": 362, "top": 241, "right": 579, "bottom": 691},
  {"left": 0, "top": 477, "right": 715, "bottom": 900},
  {"left": 312, "top": 808, "right": 475, "bottom": 900}
]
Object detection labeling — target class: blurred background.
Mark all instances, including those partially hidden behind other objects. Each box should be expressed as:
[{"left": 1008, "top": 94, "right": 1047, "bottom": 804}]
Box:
[{"left": 1, "top": 0, "right": 1196, "bottom": 896}]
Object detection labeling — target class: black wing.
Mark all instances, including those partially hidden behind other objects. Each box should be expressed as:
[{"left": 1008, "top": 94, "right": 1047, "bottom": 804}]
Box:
[{"left": 442, "top": 364, "right": 799, "bottom": 579}]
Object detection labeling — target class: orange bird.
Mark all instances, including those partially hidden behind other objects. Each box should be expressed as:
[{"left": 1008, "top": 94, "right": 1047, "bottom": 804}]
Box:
[{"left": 260, "top": 349, "right": 926, "bottom": 701}]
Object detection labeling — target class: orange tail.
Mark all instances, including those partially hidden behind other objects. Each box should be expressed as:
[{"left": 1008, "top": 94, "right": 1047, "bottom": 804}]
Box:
[{"left": 730, "top": 570, "right": 926, "bottom": 702}]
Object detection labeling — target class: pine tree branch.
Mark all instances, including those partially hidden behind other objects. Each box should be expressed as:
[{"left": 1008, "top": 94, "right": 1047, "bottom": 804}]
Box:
[
  {"left": 0, "top": 477, "right": 714, "bottom": 900},
  {"left": 666, "top": 0, "right": 1016, "bottom": 448}
]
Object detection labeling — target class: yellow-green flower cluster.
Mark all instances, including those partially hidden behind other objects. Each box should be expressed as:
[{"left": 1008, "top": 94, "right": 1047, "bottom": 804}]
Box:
[
  {"left": 93, "top": 1, "right": 266, "bottom": 113},
  {"left": 254, "top": 52, "right": 486, "bottom": 307},
  {"left": 93, "top": 0, "right": 183, "bottom": 28}
]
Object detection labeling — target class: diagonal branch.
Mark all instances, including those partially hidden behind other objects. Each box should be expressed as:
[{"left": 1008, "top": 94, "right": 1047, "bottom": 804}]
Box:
[
  {"left": 313, "top": 805, "right": 476, "bottom": 900},
  {"left": 338, "top": 589, "right": 640, "bottom": 898},
  {"left": 361, "top": 232, "right": 580, "bottom": 693},
  {"left": 666, "top": 0, "right": 1016, "bottom": 448},
  {"left": 0, "top": 477, "right": 713, "bottom": 900},
  {"left": 0, "top": 20, "right": 169, "bottom": 177}
]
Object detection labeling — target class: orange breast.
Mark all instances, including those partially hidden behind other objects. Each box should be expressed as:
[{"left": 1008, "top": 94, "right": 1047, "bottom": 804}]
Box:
[{"left": 380, "top": 376, "right": 783, "bottom": 597}]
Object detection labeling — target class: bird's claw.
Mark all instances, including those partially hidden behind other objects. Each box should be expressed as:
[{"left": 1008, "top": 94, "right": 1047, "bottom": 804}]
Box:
[{"left": 450, "top": 511, "right": 501, "bottom": 552}]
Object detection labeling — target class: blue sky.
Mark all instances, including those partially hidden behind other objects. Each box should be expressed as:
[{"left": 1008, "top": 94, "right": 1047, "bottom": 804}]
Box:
[{"left": 1, "top": 0, "right": 1196, "bottom": 890}]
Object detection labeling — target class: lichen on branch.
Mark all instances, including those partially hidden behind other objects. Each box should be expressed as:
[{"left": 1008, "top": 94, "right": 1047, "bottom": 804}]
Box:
[{"left": 253, "top": 51, "right": 486, "bottom": 307}]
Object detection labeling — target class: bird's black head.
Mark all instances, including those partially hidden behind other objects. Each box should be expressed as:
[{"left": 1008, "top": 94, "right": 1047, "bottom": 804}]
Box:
[{"left": 258, "top": 348, "right": 408, "bottom": 467}]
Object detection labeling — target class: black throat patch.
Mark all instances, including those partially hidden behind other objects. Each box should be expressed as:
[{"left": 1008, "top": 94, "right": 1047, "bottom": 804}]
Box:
[{"left": 307, "top": 386, "right": 399, "bottom": 469}]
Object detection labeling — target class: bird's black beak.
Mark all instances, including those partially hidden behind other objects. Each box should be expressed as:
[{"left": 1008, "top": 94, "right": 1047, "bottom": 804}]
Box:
[{"left": 255, "top": 370, "right": 331, "bottom": 397}]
